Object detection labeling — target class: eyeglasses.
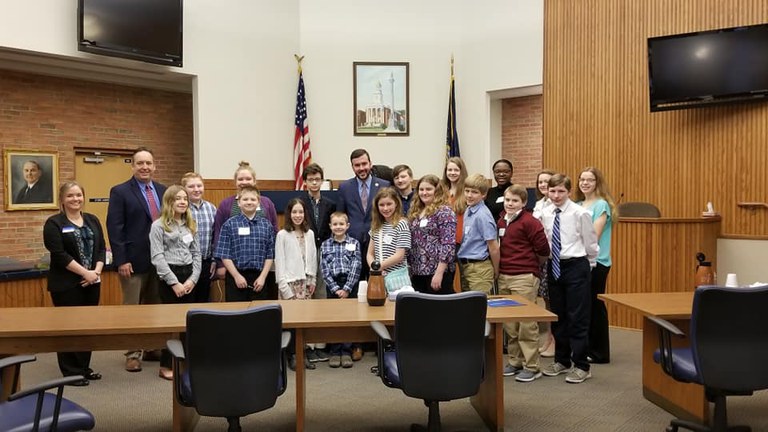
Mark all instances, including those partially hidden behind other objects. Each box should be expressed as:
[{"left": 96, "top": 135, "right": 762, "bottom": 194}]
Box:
[{"left": 306, "top": 178, "right": 323, "bottom": 184}]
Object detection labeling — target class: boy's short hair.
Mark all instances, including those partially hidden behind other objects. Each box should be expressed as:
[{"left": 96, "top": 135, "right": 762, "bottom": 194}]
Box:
[
  {"left": 504, "top": 184, "right": 528, "bottom": 204},
  {"left": 548, "top": 173, "right": 572, "bottom": 191},
  {"left": 238, "top": 185, "right": 261, "bottom": 197},
  {"left": 180, "top": 172, "right": 203, "bottom": 186},
  {"left": 392, "top": 164, "right": 413, "bottom": 178},
  {"left": 329, "top": 211, "right": 349, "bottom": 224},
  {"left": 302, "top": 163, "right": 324, "bottom": 180},
  {"left": 464, "top": 174, "right": 489, "bottom": 195}
]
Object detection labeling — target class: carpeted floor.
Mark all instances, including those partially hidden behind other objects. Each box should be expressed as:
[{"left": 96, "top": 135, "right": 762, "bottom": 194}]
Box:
[{"left": 16, "top": 328, "right": 768, "bottom": 431}]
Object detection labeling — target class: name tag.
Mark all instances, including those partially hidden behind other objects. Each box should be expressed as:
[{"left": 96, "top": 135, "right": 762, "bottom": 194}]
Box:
[
  {"left": 382, "top": 234, "right": 394, "bottom": 245},
  {"left": 345, "top": 243, "right": 356, "bottom": 252},
  {"left": 496, "top": 196, "right": 504, "bottom": 203},
  {"left": 62, "top": 226, "right": 76, "bottom": 234},
  {"left": 419, "top": 219, "right": 428, "bottom": 228},
  {"left": 238, "top": 227, "right": 251, "bottom": 236},
  {"left": 182, "top": 233, "right": 194, "bottom": 245},
  {"left": 498, "top": 228, "right": 506, "bottom": 238}
]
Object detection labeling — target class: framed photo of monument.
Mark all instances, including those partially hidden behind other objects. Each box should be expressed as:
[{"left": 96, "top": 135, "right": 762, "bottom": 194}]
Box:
[
  {"left": 353, "top": 62, "right": 409, "bottom": 136},
  {"left": 4, "top": 149, "right": 59, "bottom": 211}
]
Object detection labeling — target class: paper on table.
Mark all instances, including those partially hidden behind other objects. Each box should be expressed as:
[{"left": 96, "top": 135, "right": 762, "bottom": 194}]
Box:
[{"left": 487, "top": 299, "right": 523, "bottom": 307}]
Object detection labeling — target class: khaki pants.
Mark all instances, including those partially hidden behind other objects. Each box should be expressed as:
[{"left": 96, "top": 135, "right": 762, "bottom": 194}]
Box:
[
  {"left": 498, "top": 273, "right": 540, "bottom": 371},
  {"left": 459, "top": 260, "right": 495, "bottom": 294},
  {"left": 120, "top": 272, "right": 161, "bottom": 359}
]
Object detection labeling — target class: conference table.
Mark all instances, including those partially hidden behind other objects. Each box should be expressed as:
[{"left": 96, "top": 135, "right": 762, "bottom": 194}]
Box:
[
  {"left": 0, "top": 296, "right": 556, "bottom": 431},
  {"left": 599, "top": 292, "right": 707, "bottom": 424}
]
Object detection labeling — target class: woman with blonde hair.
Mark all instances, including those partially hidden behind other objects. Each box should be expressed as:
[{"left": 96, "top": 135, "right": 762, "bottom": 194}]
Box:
[
  {"left": 575, "top": 166, "right": 617, "bottom": 364},
  {"left": 441, "top": 156, "right": 468, "bottom": 246},
  {"left": 408, "top": 175, "right": 456, "bottom": 294}
]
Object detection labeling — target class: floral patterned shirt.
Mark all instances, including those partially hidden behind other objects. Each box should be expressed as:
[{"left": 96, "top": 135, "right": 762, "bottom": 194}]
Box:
[{"left": 407, "top": 205, "right": 457, "bottom": 275}]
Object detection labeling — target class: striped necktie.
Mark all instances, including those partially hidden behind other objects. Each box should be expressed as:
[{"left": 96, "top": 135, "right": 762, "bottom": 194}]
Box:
[
  {"left": 551, "top": 208, "right": 562, "bottom": 280},
  {"left": 360, "top": 182, "right": 369, "bottom": 210},
  {"left": 145, "top": 185, "right": 159, "bottom": 220}
]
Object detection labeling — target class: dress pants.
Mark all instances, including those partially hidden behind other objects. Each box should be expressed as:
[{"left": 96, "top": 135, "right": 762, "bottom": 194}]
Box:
[
  {"left": 411, "top": 272, "right": 455, "bottom": 295},
  {"left": 588, "top": 263, "right": 611, "bottom": 362},
  {"left": 193, "top": 258, "right": 214, "bottom": 302},
  {"left": 548, "top": 257, "right": 591, "bottom": 372},
  {"left": 225, "top": 269, "right": 273, "bottom": 302},
  {"left": 49, "top": 284, "right": 100, "bottom": 377},
  {"left": 158, "top": 264, "right": 195, "bottom": 369}
]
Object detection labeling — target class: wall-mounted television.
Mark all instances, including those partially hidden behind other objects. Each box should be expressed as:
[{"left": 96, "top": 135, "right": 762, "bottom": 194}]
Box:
[
  {"left": 78, "top": 0, "right": 183, "bottom": 67},
  {"left": 648, "top": 23, "right": 768, "bottom": 112}
]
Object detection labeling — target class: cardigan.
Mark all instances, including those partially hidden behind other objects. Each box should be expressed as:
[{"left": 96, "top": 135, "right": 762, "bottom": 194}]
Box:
[
  {"left": 43, "top": 212, "right": 107, "bottom": 293},
  {"left": 274, "top": 229, "right": 317, "bottom": 299}
]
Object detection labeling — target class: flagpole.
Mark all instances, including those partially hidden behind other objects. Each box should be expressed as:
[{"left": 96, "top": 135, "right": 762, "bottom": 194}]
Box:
[{"left": 293, "top": 54, "right": 311, "bottom": 190}]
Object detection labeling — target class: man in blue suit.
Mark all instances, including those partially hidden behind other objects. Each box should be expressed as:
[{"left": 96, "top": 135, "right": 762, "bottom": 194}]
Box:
[{"left": 106, "top": 147, "right": 167, "bottom": 373}]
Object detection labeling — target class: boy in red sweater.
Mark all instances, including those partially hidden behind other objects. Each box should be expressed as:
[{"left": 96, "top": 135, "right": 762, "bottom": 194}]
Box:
[{"left": 497, "top": 184, "right": 551, "bottom": 382}]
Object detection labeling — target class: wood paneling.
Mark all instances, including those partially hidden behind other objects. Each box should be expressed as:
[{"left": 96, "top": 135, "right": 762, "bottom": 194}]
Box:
[
  {"left": 544, "top": 0, "right": 768, "bottom": 238},
  {"left": 0, "top": 272, "right": 122, "bottom": 308},
  {"left": 608, "top": 217, "right": 720, "bottom": 329}
]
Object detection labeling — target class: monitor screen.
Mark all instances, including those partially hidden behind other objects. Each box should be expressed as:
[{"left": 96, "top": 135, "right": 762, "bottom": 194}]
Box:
[
  {"left": 78, "top": 0, "right": 183, "bottom": 67},
  {"left": 648, "top": 24, "right": 768, "bottom": 111}
]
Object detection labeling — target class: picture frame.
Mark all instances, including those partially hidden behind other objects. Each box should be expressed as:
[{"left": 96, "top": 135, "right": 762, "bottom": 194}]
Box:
[
  {"left": 4, "top": 150, "right": 59, "bottom": 211},
  {"left": 353, "top": 62, "right": 409, "bottom": 136}
]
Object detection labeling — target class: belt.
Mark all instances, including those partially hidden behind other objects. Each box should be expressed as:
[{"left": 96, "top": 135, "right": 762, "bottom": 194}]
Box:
[{"left": 458, "top": 258, "right": 488, "bottom": 264}]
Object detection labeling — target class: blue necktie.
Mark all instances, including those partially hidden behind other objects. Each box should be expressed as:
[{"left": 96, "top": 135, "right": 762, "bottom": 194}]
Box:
[{"left": 551, "top": 208, "right": 562, "bottom": 280}]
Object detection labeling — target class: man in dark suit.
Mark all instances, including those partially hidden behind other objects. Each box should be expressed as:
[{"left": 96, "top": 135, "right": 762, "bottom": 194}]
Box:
[
  {"left": 15, "top": 160, "right": 53, "bottom": 204},
  {"left": 106, "top": 147, "right": 167, "bottom": 373}
]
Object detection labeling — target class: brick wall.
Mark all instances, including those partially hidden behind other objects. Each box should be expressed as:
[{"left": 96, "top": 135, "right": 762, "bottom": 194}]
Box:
[
  {"left": 501, "top": 95, "right": 543, "bottom": 188},
  {"left": 0, "top": 70, "right": 193, "bottom": 265}
]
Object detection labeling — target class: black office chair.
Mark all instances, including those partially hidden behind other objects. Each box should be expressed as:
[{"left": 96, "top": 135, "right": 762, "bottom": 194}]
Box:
[
  {"left": 650, "top": 285, "right": 768, "bottom": 432},
  {"left": 0, "top": 355, "right": 95, "bottom": 432},
  {"left": 617, "top": 201, "right": 661, "bottom": 217},
  {"left": 167, "top": 305, "right": 290, "bottom": 432},
  {"left": 371, "top": 291, "right": 489, "bottom": 432}
]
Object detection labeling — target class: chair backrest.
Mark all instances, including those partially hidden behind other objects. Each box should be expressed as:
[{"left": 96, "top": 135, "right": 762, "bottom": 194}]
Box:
[
  {"left": 394, "top": 291, "right": 488, "bottom": 401},
  {"left": 186, "top": 305, "right": 283, "bottom": 418},
  {"left": 617, "top": 201, "right": 661, "bottom": 217},
  {"left": 691, "top": 285, "right": 768, "bottom": 392}
]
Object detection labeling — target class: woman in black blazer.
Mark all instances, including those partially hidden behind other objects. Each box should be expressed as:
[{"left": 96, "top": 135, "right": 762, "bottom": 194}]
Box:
[{"left": 43, "top": 181, "right": 106, "bottom": 386}]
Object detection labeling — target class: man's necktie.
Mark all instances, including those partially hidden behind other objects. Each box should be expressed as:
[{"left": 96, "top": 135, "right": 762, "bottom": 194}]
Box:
[
  {"left": 551, "top": 208, "right": 562, "bottom": 280},
  {"left": 360, "top": 182, "right": 369, "bottom": 210},
  {"left": 146, "top": 185, "right": 160, "bottom": 220}
]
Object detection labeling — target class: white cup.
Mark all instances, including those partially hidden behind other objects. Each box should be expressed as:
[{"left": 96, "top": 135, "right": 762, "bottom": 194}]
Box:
[
  {"left": 358, "top": 281, "right": 368, "bottom": 296},
  {"left": 358, "top": 293, "right": 367, "bottom": 303},
  {"left": 725, "top": 273, "right": 739, "bottom": 288}
]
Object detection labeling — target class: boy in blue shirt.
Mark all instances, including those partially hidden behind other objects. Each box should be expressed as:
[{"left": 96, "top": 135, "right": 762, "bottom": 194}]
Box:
[
  {"left": 214, "top": 186, "right": 275, "bottom": 302},
  {"left": 457, "top": 174, "right": 500, "bottom": 293}
]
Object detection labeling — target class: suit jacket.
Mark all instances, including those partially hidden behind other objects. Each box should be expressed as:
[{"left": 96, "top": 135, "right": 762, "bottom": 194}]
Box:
[
  {"left": 15, "top": 181, "right": 53, "bottom": 204},
  {"left": 299, "top": 193, "right": 337, "bottom": 249},
  {"left": 106, "top": 177, "right": 167, "bottom": 274},
  {"left": 336, "top": 176, "right": 390, "bottom": 244},
  {"left": 43, "top": 212, "right": 107, "bottom": 293}
]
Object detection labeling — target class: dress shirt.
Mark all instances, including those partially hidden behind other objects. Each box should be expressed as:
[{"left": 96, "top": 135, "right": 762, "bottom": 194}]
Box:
[
  {"left": 320, "top": 235, "right": 362, "bottom": 293},
  {"left": 135, "top": 178, "right": 161, "bottom": 214},
  {"left": 189, "top": 199, "right": 217, "bottom": 260},
  {"left": 457, "top": 202, "right": 497, "bottom": 260},
  {"left": 540, "top": 199, "right": 598, "bottom": 266},
  {"left": 149, "top": 219, "right": 202, "bottom": 286},
  {"left": 214, "top": 213, "right": 275, "bottom": 271}
]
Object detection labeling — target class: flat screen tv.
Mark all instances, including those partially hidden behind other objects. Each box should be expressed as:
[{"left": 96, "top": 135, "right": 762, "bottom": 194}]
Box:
[
  {"left": 648, "top": 23, "right": 768, "bottom": 112},
  {"left": 78, "top": 0, "right": 183, "bottom": 67}
]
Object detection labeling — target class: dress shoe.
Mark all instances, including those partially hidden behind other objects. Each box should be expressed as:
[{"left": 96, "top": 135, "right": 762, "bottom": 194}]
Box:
[
  {"left": 85, "top": 371, "right": 102, "bottom": 381},
  {"left": 143, "top": 350, "right": 162, "bottom": 362},
  {"left": 351, "top": 346, "right": 363, "bottom": 361},
  {"left": 67, "top": 378, "right": 89, "bottom": 387},
  {"left": 158, "top": 367, "right": 173, "bottom": 381},
  {"left": 125, "top": 357, "right": 142, "bottom": 372}
]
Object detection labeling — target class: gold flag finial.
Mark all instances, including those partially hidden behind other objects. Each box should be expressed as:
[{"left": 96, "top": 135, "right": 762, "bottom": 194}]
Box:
[
  {"left": 295, "top": 54, "right": 305, "bottom": 73},
  {"left": 450, "top": 54, "right": 455, "bottom": 79}
]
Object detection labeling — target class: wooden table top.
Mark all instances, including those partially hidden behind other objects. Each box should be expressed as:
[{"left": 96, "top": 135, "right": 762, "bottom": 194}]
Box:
[
  {"left": 600, "top": 292, "right": 694, "bottom": 319},
  {"left": 0, "top": 295, "right": 556, "bottom": 337}
]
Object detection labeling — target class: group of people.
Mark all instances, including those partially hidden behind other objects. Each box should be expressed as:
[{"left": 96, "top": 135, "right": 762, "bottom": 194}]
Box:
[{"left": 42, "top": 145, "right": 616, "bottom": 386}]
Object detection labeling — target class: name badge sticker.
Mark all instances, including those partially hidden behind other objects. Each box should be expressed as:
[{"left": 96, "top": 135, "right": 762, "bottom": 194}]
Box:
[
  {"left": 419, "top": 219, "right": 428, "bottom": 228},
  {"left": 498, "top": 228, "right": 506, "bottom": 238},
  {"left": 62, "top": 226, "right": 76, "bottom": 234},
  {"left": 182, "top": 233, "right": 194, "bottom": 245},
  {"left": 496, "top": 196, "right": 504, "bottom": 203},
  {"left": 345, "top": 243, "right": 356, "bottom": 252},
  {"left": 238, "top": 227, "right": 251, "bottom": 236},
  {"left": 382, "top": 234, "right": 394, "bottom": 245}
]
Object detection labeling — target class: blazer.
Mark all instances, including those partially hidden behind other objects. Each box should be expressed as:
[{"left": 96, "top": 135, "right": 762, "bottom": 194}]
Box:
[
  {"left": 106, "top": 177, "right": 167, "bottom": 274},
  {"left": 43, "top": 212, "right": 107, "bottom": 293},
  {"left": 15, "top": 180, "right": 53, "bottom": 204},
  {"left": 299, "top": 193, "right": 337, "bottom": 249},
  {"left": 336, "top": 176, "right": 390, "bottom": 245}
]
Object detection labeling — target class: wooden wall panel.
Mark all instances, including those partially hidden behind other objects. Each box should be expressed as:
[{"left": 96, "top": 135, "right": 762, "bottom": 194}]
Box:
[{"left": 544, "top": 0, "right": 768, "bottom": 238}]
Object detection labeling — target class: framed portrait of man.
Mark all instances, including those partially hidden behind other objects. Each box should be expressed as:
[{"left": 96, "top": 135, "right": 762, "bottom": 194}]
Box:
[{"left": 4, "top": 150, "right": 59, "bottom": 211}]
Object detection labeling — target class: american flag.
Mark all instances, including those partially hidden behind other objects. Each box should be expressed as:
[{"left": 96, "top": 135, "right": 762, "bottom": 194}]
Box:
[{"left": 293, "top": 71, "right": 312, "bottom": 190}]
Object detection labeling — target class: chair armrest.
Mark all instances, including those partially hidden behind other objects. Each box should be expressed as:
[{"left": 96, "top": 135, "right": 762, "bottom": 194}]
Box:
[
  {"left": 646, "top": 316, "right": 685, "bottom": 337},
  {"left": 167, "top": 339, "right": 185, "bottom": 360},
  {"left": 281, "top": 331, "right": 291, "bottom": 349},
  {"left": 8, "top": 375, "right": 84, "bottom": 401},
  {"left": 370, "top": 321, "right": 392, "bottom": 341},
  {"left": 485, "top": 320, "right": 491, "bottom": 337},
  {"left": 0, "top": 354, "right": 36, "bottom": 370}
]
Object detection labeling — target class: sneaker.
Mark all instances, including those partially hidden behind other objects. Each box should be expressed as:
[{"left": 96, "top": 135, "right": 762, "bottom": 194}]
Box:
[
  {"left": 329, "top": 355, "right": 341, "bottom": 368},
  {"left": 288, "top": 354, "right": 297, "bottom": 371},
  {"left": 515, "top": 369, "right": 542, "bottom": 382},
  {"left": 542, "top": 362, "right": 571, "bottom": 377},
  {"left": 565, "top": 367, "right": 592, "bottom": 384},
  {"left": 304, "top": 355, "right": 316, "bottom": 370},
  {"left": 341, "top": 354, "right": 354, "bottom": 368},
  {"left": 503, "top": 364, "right": 523, "bottom": 377},
  {"left": 314, "top": 349, "right": 330, "bottom": 362},
  {"left": 306, "top": 349, "right": 319, "bottom": 363}
]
